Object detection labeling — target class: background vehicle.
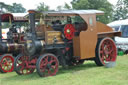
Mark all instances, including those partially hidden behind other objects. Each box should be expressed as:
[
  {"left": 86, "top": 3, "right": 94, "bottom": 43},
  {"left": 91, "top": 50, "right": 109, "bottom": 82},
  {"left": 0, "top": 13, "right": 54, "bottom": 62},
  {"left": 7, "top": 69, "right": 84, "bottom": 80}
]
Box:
[
  {"left": 108, "top": 19, "right": 128, "bottom": 54},
  {"left": 0, "top": 12, "right": 28, "bottom": 73},
  {"left": 14, "top": 10, "right": 121, "bottom": 77}
]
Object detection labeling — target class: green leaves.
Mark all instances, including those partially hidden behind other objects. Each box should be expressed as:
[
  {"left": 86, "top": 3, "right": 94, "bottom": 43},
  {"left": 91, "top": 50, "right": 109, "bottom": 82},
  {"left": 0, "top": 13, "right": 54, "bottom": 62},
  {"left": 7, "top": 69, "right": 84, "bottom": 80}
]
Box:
[
  {"left": 71, "top": 0, "right": 113, "bottom": 24},
  {"left": 114, "top": 0, "right": 128, "bottom": 20},
  {"left": 36, "top": 2, "right": 49, "bottom": 12},
  {"left": 64, "top": 3, "right": 71, "bottom": 10},
  {"left": 0, "top": 2, "right": 26, "bottom": 13},
  {"left": 8, "top": 3, "right": 26, "bottom": 13}
]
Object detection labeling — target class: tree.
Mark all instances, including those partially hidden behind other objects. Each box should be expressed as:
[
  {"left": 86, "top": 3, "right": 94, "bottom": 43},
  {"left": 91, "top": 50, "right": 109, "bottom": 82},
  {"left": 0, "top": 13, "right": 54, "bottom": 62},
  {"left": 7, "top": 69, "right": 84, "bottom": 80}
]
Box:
[
  {"left": 64, "top": 3, "right": 71, "bottom": 10},
  {"left": 71, "top": 0, "right": 113, "bottom": 24},
  {"left": 0, "top": 2, "right": 26, "bottom": 13},
  {"left": 114, "top": 0, "right": 128, "bottom": 20},
  {"left": 0, "top": 2, "right": 9, "bottom": 12},
  {"left": 56, "top": 5, "right": 63, "bottom": 11},
  {"left": 0, "top": 2, "right": 26, "bottom": 29},
  {"left": 36, "top": 2, "right": 49, "bottom": 11},
  {"left": 56, "top": 3, "right": 71, "bottom": 11},
  {"left": 7, "top": 3, "right": 26, "bottom": 13}
]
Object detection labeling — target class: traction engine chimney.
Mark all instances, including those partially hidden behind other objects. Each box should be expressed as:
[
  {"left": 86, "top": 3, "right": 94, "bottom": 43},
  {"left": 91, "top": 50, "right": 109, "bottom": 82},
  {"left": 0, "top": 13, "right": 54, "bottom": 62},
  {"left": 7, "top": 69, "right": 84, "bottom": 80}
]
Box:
[{"left": 28, "top": 10, "right": 36, "bottom": 39}]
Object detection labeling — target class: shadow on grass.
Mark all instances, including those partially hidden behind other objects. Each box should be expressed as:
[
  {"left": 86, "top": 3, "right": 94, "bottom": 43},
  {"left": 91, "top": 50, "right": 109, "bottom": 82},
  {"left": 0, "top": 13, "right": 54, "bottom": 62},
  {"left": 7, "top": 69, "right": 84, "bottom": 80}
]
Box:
[
  {"left": 2, "top": 61, "right": 98, "bottom": 81},
  {"left": 57, "top": 62, "right": 97, "bottom": 75}
]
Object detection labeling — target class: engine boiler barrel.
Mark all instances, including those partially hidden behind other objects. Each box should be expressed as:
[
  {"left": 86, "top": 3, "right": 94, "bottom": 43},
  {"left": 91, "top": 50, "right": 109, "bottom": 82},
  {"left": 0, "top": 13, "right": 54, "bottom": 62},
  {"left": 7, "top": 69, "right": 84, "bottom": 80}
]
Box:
[{"left": 0, "top": 42, "right": 23, "bottom": 53}]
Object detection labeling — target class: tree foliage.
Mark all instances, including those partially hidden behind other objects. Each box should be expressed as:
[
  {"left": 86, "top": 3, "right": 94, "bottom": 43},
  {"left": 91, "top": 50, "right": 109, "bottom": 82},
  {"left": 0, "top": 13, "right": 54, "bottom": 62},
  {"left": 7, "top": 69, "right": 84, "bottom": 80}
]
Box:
[
  {"left": 64, "top": 3, "right": 71, "bottom": 10},
  {"left": 8, "top": 3, "right": 26, "bottom": 13},
  {"left": 114, "top": 0, "right": 128, "bottom": 20},
  {"left": 36, "top": 2, "right": 49, "bottom": 11},
  {"left": 71, "top": 0, "right": 113, "bottom": 24},
  {"left": 0, "top": 2, "right": 9, "bottom": 12},
  {"left": 56, "top": 3, "right": 71, "bottom": 11},
  {"left": 0, "top": 2, "right": 26, "bottom": 28},
  {"left": 0, "top": 2, "right": 26, "bottom": 13},
  {"left": 56, "top": 5, "right": 63, "bottom": 11}
]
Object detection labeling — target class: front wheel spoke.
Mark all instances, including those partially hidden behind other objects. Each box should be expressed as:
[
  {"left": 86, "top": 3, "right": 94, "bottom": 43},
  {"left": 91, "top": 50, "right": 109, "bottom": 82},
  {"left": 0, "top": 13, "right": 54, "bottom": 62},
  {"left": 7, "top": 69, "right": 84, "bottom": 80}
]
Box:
[
  {"left": 100, "top": 50, "right": 104, "bottom": 54},
  {"left": 101, "top": 44, "right": 105, "bottom": 51},
  {"left": 106, "top": 56, "right": 111, "bottom": 61},
  {"left": 49, "top": 60, "right": 56, "bottom": 64},
  {"left": 101, "top": 52, "right": 105, "bottom": 61},
  {"left": 107, "top": 44, "right": 111, "bottom": 48},
  {"left": 51, "top": 66, "right": 56, "bottom": 70},
  {"left": 40, "top": 61, "right": 47, "bottom": 67},
  {"left": 40, "top": 66, "right": 46, "bottom": 72},
  {"left": 45, "top": 56, "right": 48, "bottom": 63},
  {"left": 2, "top": 60, "right": 7, "bottom": 65},
  {"left": 7, "top": 60, "right": 11, "bottom": 64},
  {"left": 2, "top": 65, "right": 6, "bottom": 69},
  {"left": 4, "top": 59, "right": 8, "bottom": 63},
  {"left": 104, "top": 53, "right": 108, "bottom": 59},
  {"left": 8, "top": 62, "right": 13, "bottom": 66},
  {"left": 17, "top": 63, "right": 23, "bottom": 67},
  {"left": 26, "top": 69, "right": 30, "bottom": 73},
  {"left": 2, "top": 62, "right": 7, "bottom": 66},
  {"left": 101, "top": 56, "right": 105, "bottom": 61},
  {"left": 20, "top": 66, "right": 24, "bottom": 72},
  {"left": 48, "top": 69, "right": 51, "bottom": 75},
  {"left": 108, "top": 49, "right": 113, "bottom": 54}
]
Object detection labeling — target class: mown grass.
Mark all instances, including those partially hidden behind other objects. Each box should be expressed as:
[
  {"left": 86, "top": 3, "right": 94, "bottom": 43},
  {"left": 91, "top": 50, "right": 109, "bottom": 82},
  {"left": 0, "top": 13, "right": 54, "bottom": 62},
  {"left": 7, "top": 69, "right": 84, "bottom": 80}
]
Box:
[{"left": 0, "top": 55, "right": 128, "bottom": 85}]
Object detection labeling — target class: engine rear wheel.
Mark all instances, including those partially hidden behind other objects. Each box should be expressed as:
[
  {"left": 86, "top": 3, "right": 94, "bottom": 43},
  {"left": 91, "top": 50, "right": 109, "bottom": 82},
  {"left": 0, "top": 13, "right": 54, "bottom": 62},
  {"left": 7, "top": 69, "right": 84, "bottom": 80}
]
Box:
[
  {"left": 14, "top": 54, "right": 35, "bottom": 75},
  {"left": 36, "top": 53, "right": 59, "bottom": 77},
  {"left": 0, "top": 54, "right": 14, "bottom": 73},
  {"left": 95, "top": 37, "right": 117, "bottom": 66}
]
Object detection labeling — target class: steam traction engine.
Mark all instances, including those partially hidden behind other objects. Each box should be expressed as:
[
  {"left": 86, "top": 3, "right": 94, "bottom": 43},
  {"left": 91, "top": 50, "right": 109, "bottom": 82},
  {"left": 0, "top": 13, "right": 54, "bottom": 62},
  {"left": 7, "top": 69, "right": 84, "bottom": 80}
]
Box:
[
  {"left": 0, "top": 13, "right": 27, "bottom": 73},
  {"left": 14, "top": 10, "right": 121, "bottom": 77}
]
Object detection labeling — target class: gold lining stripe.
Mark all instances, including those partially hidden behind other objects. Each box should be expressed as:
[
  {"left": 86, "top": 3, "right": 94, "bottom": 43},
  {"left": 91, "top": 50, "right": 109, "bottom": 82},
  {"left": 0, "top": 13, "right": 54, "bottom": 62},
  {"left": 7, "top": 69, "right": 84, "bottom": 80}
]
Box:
[{"left": 14, "top": 43, "right": 18, "bottom": 51}]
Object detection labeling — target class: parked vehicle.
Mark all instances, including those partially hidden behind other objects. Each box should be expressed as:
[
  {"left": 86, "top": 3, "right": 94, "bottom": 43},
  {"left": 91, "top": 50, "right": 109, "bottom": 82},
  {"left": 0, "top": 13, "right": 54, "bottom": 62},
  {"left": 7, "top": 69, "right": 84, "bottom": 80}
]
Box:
[
  {"left": 108, "top": 19, "right": 128, "bottom": 54},
  {"left": 0, "top": 12, "right": 28, "bottom": 73},
  {"left": 14, "top": 10, "right": 121, "bottom": 77}
]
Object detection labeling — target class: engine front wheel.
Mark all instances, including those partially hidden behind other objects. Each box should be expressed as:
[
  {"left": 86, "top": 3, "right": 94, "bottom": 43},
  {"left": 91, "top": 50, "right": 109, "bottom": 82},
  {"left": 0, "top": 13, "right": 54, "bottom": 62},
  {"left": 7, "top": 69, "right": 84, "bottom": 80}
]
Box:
[
  {"left": 14, "top": 54, "right": 35, "bottom": 75},
  {"left": 36, "top": 53, "right": 59, "bottom": 77},
  {"left": 95, "top": 37, "right": 117, "bottom": 66}
]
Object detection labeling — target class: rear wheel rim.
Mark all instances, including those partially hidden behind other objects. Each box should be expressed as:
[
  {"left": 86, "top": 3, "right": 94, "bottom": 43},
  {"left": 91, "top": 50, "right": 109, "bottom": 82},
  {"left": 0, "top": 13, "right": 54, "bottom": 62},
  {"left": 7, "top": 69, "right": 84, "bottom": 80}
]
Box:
[
  {"left": 0, "top": 55, "right": 14, "bottom": 73},
  {"left": 39, "top": 55, "right": 59, "bottom": 77},
  {"left": 99, "top": 38, "right": 117, "bottom": 64}
]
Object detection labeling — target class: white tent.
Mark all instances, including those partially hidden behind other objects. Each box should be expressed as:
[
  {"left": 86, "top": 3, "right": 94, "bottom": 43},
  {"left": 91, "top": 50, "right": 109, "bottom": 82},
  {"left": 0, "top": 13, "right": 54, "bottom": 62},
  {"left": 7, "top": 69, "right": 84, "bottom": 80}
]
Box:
[{"left": 107, "top": 19, "right": 128, "bottom": 27}]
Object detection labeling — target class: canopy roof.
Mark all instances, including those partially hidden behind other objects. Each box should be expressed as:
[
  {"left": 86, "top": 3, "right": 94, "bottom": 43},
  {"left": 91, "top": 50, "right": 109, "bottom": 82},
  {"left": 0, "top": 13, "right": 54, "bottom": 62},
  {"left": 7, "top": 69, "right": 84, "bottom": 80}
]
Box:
[
  {"left": 26, "top": 9, "right": 104, "bottom": 21},
  {"left": 1, "top": 13, "right": 13, "bottom": 22},
  {"left": 43, "top": 10, "right": 104, "bottom": 16},
  {"left": 1, "top": 13, "right": 28, "bottom": 22}
]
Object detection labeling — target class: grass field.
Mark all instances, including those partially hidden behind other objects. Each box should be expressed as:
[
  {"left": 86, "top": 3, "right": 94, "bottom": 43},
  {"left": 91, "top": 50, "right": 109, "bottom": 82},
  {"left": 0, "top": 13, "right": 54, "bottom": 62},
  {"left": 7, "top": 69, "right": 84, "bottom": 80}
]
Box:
[{"left": 0, "top": 55, "right": 128, "bottom": 85}]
